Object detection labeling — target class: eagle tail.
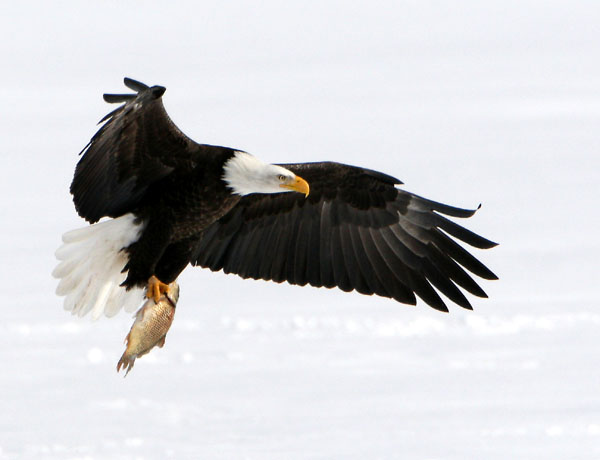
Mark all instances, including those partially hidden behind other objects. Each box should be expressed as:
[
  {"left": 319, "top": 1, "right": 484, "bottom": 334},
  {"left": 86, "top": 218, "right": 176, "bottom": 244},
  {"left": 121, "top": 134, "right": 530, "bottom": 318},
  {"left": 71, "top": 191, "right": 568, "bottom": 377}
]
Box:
[{"left": 53, "top": 213, "right": 146, "bottom": 319}]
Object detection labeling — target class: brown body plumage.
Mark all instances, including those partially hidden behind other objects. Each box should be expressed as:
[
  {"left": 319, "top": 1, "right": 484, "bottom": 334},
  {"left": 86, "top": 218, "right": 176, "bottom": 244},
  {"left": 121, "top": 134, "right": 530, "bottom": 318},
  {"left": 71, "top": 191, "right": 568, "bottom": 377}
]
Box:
[{"left": 117, "top": 282, "right": 179, "bottom": 376}]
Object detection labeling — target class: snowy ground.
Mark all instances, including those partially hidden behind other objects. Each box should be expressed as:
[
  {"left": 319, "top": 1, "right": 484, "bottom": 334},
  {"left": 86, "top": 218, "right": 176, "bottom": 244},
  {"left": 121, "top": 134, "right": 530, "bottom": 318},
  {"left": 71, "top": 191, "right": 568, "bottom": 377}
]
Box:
[{"left": 1, "top": 1, "right": 600, "bottom": 459}]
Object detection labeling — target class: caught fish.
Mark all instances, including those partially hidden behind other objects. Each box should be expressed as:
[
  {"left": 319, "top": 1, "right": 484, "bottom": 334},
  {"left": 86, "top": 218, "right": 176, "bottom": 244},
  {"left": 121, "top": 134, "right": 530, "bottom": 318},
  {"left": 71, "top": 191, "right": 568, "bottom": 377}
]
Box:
[{"left": 117, "top": 281, "right": 179, "bottom": 376}]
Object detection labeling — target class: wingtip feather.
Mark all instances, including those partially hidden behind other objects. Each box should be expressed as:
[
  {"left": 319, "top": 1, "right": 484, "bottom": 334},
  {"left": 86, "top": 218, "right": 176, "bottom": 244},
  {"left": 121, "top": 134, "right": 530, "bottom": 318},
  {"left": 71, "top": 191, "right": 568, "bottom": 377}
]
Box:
[
  {"left": 103, "top": 93, "right": 136, "bottom": 104},
  {"left": 123, "top": 77, "right": 149, "bottom": 92}
]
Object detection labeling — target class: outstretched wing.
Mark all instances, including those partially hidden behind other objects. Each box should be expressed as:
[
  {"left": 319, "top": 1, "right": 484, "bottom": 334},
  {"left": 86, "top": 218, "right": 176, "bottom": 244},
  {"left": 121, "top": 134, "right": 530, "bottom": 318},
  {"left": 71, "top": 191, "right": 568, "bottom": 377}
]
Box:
[
  {"left": 70, "top": 77, "right": 200, "bottom": 223},
  {"left": 191, "top": 162, "right": 497, "bottom": 311}
]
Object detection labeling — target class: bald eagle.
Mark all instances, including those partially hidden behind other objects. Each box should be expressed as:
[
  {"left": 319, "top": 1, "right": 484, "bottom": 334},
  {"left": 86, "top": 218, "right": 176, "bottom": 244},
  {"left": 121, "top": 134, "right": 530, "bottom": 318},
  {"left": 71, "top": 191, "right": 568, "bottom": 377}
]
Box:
[{"left": 53, "top": 77, "right": 497, "bottom": 319}]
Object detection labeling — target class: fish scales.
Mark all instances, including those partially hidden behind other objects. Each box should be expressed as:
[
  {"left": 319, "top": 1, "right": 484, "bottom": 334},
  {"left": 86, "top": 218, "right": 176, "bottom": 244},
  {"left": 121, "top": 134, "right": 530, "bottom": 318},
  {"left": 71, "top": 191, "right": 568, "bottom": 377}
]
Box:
[{"left": 117, "top": 282, "right": 179, "bottom": 376}]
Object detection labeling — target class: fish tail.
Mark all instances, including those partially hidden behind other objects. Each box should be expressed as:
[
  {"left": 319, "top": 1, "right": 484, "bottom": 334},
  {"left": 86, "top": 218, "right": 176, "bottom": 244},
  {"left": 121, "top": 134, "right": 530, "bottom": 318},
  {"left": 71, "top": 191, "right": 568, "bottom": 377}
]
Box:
[{"left": 116, "top": 353, "right": 136, "bottom": 377}]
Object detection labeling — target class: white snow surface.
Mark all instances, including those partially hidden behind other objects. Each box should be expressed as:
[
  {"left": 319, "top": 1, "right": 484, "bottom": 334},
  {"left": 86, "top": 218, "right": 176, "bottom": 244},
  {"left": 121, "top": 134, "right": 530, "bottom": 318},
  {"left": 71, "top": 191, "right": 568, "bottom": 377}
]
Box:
[{"left": 1, "top": 1, "right": 600, "bottom": 459}]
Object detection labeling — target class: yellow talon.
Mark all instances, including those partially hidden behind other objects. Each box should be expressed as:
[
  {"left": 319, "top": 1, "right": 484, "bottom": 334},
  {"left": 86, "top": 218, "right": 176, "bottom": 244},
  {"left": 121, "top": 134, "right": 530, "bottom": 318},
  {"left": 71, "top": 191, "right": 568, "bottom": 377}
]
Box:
[{"left": 146, "top": 275, "right": 170, "bottom": 303}]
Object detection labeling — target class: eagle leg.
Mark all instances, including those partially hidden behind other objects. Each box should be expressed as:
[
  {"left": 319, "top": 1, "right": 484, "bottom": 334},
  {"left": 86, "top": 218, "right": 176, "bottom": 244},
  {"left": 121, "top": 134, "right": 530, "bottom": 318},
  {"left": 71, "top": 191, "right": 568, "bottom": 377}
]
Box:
[{"left": 146, "top": 275, "right": 171, "bottom": 303}]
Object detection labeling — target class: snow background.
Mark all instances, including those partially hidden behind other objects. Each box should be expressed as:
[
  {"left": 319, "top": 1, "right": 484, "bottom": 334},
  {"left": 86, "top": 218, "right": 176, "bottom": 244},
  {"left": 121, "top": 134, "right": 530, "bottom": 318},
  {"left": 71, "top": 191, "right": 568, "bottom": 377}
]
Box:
[{"left": 1, "top": 1, "right": 599, "bottom": 458}]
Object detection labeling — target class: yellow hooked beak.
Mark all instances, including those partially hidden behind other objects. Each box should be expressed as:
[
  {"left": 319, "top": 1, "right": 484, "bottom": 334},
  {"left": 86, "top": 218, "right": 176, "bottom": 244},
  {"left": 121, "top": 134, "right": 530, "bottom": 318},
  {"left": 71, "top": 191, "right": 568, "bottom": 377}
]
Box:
[{"left": 281, "top": 175, "right": 310, "bottom": 197}]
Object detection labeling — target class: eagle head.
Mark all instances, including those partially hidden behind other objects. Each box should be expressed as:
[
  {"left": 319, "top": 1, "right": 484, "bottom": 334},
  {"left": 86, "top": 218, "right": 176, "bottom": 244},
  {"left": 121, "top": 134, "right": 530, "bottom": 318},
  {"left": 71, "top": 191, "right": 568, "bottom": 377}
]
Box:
[{"left": 222, "top": 151, "right": 309, "bottom": 197}]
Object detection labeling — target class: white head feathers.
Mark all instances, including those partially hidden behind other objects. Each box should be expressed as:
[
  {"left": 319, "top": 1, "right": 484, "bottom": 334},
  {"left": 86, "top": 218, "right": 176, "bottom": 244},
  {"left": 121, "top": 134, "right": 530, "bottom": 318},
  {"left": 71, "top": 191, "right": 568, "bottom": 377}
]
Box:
[{"left": 222, "top": 151, "right": 303, "bottom": 196}]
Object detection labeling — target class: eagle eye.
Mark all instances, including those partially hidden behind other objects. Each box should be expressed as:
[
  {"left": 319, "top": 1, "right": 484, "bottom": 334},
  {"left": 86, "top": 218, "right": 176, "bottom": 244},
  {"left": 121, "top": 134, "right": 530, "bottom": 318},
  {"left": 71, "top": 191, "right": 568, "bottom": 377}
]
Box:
[{"left": 278, "top": 174, "right": 287, "bottom": 182}]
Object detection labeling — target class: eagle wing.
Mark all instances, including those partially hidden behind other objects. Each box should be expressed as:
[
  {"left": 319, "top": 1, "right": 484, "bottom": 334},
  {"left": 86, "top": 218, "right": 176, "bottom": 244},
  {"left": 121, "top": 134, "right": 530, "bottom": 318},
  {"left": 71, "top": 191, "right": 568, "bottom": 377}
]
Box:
[
  {"left": 191, "top": 162, "right": 497, "bottom": 311},
  {"left": 70, "top": 78, "right": 200, "bottom": 223}
]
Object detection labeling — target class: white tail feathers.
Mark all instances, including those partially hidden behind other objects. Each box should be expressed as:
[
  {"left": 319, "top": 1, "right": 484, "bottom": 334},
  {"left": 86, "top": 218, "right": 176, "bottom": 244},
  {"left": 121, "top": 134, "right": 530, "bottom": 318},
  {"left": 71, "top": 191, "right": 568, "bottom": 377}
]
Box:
[{"left": 53, "top": 213, "right": 146, "bottom": 320}]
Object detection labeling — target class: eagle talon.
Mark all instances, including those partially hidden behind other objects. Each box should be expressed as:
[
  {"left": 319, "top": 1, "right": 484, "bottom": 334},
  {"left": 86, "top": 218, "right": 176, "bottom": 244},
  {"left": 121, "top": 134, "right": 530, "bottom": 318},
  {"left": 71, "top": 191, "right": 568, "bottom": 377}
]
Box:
[{"left": 146, "top": 275, "right": 170, "bottom": 303}]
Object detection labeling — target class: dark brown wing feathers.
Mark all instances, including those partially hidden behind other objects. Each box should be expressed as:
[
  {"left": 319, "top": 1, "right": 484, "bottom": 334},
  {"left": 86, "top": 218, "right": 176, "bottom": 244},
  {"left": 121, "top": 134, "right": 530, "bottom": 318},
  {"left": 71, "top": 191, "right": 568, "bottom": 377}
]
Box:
[
  {"left": 192, "top": 162, "right": 497, "bottom": 312},
  {"left": 70, "top": 78, "right": 195, "bottom": 223}
]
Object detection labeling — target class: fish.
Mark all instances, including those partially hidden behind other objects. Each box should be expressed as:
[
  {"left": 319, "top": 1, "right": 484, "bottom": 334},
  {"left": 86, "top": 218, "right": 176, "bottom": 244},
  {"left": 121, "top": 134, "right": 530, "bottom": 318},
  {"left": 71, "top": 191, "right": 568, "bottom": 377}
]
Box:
[{"left": 117, "top": 281, "right": 179, "bottom": 376}]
